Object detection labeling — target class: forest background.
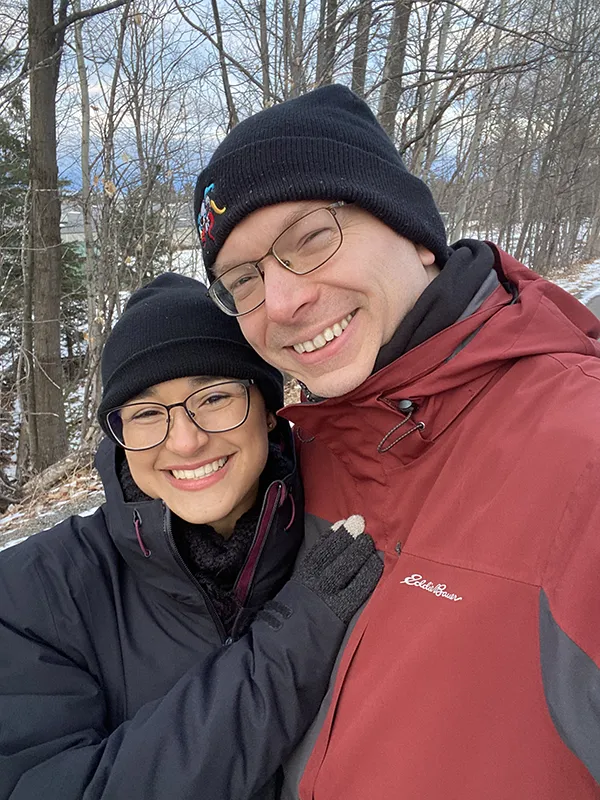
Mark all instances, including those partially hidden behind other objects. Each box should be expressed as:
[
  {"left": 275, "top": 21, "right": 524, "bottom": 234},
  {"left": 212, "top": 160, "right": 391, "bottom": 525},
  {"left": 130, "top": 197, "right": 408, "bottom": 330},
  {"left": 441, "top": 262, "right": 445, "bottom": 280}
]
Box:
[{"left": 1, "top": 0, "right": 600, "bottom": 509}]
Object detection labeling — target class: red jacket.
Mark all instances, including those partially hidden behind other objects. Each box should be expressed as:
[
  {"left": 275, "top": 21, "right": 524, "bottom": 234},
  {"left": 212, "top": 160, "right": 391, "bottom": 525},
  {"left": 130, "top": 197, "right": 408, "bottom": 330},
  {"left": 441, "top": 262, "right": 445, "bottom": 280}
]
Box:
[{"left": 280, "top": 247, "right": 600, "bottom": 799}]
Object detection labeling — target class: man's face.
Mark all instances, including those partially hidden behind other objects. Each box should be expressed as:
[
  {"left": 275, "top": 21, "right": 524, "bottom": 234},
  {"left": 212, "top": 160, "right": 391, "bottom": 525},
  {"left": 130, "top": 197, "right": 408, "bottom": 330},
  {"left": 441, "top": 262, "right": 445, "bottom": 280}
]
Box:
[{"left": 215, "top": 201, "right": 439, "bottom": 398}]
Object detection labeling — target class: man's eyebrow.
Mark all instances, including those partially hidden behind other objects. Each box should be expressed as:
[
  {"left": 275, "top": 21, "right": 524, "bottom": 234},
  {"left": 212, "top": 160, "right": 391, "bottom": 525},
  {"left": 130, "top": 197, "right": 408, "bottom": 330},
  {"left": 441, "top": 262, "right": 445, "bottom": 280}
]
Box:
[
  {"left": 278, "top": 201, "right": 323, "bottom": 229},
  {"left": 212, "top": 260, "right": 233, "bottom": 279},
  {"left": 213, "top": 201, "right": 326, "bottom": 276}
]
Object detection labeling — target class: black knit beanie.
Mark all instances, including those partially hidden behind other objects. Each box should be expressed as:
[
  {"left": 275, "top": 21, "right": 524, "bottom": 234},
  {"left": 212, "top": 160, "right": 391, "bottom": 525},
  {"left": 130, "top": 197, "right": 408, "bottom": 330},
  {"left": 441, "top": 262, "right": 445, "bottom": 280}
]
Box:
[
  {"left": 194, "top": 84, "right": 450, "bottom": 275},
  {"left": 97, "top": 273, "right": 283, "bottom": 435}
]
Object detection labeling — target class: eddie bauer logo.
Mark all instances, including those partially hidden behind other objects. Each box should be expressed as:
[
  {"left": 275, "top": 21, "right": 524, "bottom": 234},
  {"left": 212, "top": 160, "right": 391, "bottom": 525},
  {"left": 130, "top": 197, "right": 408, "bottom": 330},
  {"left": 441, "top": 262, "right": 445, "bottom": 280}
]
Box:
[{"left": 401, "top": 573, "right": 463, "bottom": 602}]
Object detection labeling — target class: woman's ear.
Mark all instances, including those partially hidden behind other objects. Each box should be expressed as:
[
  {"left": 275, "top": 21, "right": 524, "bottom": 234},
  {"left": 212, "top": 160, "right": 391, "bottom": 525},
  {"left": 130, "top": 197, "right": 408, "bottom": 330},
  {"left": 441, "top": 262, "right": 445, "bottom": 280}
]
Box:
[{"left": 266, "top": 412, "right": 277, "bottom": 431}]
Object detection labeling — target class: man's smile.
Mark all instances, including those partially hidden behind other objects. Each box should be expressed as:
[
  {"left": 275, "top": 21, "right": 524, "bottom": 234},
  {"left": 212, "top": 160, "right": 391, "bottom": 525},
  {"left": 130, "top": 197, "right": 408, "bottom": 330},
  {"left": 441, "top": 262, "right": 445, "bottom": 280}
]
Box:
[{"left": 291, "top": 312, "right": 357, "bottom": 354}]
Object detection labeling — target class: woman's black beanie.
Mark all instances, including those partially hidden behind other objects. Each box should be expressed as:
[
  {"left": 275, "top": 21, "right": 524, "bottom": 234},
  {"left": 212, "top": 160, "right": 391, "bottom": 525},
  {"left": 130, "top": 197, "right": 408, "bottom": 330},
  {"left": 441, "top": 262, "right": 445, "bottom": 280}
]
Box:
[
  {"left": 194, "top": 83, "right": 450, "bottom": 275},
  {"left": 97, "top": 273, "right": 284, "bottom": 435}
]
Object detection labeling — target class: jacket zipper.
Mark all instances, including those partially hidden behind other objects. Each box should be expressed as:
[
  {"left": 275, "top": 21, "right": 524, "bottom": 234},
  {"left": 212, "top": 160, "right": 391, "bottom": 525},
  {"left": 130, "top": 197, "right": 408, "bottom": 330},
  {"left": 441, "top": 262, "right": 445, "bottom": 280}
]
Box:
[
  {"left": 144, "top": 478, "right": 288, "bottom": 645},
  {"left": 161, "top": 504, "right": 228, "bottom": 643},
  {"left": 133, "top": 509, "right": 151, "bottom": 557},
  {"left": 229, "top": 481, "right": 284, "bottom": 639}
]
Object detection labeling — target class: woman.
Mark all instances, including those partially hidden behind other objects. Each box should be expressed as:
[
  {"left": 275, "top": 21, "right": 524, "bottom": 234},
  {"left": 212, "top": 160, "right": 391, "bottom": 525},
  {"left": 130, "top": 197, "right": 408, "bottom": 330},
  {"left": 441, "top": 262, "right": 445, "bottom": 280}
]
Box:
[{"left": 0, "top": 273, "right": 381, "bottom": 800}]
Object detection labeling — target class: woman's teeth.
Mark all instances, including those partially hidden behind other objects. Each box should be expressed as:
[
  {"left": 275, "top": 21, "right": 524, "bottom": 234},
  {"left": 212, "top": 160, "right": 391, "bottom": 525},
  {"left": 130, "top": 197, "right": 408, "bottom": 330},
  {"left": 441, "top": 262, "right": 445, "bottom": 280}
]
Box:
[
  {"left": 293, "top": 313, "right": 354, "bottom": 354},
  {"left": 171, "top": 457, "right": 228, "bottom": 480}
]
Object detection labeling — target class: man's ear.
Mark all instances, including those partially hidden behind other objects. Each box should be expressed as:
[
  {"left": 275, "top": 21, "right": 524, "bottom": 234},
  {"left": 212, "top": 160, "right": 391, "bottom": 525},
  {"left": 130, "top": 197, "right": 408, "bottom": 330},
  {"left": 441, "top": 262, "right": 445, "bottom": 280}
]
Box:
[
  {"left": 416, "top": 244, "right": 436, "bottom": 267},
  {"left": 416, "top": 244, "right": 440, "bottom": 282}
]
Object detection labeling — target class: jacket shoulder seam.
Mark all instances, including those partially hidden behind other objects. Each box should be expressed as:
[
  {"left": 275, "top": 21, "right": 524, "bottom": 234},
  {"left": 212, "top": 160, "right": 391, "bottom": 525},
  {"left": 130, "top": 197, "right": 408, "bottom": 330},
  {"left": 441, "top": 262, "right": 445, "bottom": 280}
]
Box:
[
  {"left": 545, "top": 353, "right": 600, "bottom": 383},
  {"left": 402, "top": 550, "right": 542, "bottom": 588},
  {"left": 539, "top": 294, "right": 599, "bottom": 355}
]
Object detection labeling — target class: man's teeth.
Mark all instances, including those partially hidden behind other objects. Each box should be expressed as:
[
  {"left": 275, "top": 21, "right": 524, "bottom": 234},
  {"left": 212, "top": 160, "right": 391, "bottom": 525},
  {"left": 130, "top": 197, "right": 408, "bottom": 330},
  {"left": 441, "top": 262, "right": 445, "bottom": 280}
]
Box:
[
  {"left": 171, "top": 457, "right": 228, "bottom": 480},
  {"left": 293, "top": 313, "right": 353, "bottom": 354}
]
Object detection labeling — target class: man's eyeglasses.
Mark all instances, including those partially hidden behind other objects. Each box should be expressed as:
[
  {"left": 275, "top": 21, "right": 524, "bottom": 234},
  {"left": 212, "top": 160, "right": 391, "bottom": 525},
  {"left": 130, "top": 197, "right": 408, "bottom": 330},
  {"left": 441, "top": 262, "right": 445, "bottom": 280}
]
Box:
[
  {"left": 208, "top": 202, "right": 347, "bottom": 317},
  {"left": 103, "top": 380, "right": 253, "bottom": 451}
]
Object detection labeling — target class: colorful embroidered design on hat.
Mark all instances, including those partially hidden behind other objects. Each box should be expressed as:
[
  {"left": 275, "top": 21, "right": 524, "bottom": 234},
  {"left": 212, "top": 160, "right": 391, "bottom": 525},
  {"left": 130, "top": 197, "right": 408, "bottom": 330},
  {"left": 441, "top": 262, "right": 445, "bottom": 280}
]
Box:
[{"left": 197, "top": 183, "right": 227, "bottom": 247}]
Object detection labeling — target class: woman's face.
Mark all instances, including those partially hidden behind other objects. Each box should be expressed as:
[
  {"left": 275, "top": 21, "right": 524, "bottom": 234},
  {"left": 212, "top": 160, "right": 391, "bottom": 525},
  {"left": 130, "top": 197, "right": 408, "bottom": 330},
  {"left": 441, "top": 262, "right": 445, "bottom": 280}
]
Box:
[{"left": 123, "top": 376, "right": 275, "bottom": 537}]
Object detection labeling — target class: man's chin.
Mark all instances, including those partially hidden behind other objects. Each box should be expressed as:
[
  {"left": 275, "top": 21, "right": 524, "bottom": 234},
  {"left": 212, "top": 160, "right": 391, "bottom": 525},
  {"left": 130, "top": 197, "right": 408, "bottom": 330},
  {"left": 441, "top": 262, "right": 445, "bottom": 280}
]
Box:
[{"left": 299, "top": 362, "right": 374, "bottom": 400}]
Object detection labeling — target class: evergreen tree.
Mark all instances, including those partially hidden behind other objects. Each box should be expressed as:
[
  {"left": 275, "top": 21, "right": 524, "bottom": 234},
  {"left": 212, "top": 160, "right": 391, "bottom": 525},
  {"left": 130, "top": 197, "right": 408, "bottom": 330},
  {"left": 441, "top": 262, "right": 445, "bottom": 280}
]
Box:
[
  {"left": 0, "top": 51, "right": 28, "bottom": 491},
  {"left": 0, "top": 57, "right": 28, "bottom": 314}
]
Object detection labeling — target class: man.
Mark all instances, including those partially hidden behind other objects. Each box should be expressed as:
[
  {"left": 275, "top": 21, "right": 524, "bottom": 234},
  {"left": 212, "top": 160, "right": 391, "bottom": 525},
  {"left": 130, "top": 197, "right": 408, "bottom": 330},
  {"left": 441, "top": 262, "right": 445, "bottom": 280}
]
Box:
[{"left": 194, "top": 84, "right": 600, "bottom": 798}]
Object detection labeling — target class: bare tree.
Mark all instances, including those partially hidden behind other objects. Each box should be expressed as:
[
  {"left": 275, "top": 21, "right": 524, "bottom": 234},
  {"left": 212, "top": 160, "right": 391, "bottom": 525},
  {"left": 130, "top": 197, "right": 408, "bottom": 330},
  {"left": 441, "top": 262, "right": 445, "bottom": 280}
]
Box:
[
  {"left": 377, "top": 0, "right": 412, "bottom": 137},
  {"left": 315, "top": 0, "right": 338, "bottom": 85},
  {"left": 3, "top": 0, "right": 600, "bottom": 487},
  {"left": 26, "top": 0, "right": 128, "bottom": 470},
  {"left": 351, "top": 0, "right": 372, "bottom": 96}
]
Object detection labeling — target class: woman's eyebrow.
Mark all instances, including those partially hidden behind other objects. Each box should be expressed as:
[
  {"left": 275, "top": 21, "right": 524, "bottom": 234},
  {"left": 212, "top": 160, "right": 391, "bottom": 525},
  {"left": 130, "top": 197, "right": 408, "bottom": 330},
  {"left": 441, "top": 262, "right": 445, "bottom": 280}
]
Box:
[
  {"left": 189, "top": 376, "right": 227, "bottom": 388},
  {"left": 125, "top": 377, "right": 226, "bottom": 404},
  {"left": 126, "top": 387, "right": 156, "bottom": 402}
]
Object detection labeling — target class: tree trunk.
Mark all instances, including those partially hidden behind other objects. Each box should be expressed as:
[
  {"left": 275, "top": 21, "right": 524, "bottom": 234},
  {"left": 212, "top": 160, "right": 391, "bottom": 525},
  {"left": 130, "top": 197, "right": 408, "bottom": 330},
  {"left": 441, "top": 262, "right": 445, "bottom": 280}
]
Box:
[
  {"left": 210, "top": 0, "right": 238, "bottom": 130},
  {"left": 259, "top": 0, "right": 270, "bottom": 105},
  {"left": 74, "top": 4, "right": 103, "bottom": 442},
  {"left": 315, "top": 0, "right": 337, "bottom": 85},
  {"left": 421, "top": 2, "right": 452, "bottom": 178},
  {"left": 377, "top": 0, "right": 412, "bottom": 138},
  {"left": 290, "top": 0, "right": 307, "bottom": 97},
  {"left": 17, "top": 187, "right": 34, "bottom": 481},
  {"left": 514, "top": 0, "right": 577, "bottom": 264},
  {"left": 282, "top": 0, "right": 292, "bottom": 96},
  {"left": 351, "top": 0, "right": 372, "bottom": 97},
  {"left": 28, "top": 0, "right": 68, "bottom": 471},
  {"left": 408, "top": 0, "right": 436, "bottom": 173},
  {"left": 584, "top": 182, "right": 600, "bottom": 260},
  {"left": 448, "top": 0, "right": 506, "bottom": 241}
]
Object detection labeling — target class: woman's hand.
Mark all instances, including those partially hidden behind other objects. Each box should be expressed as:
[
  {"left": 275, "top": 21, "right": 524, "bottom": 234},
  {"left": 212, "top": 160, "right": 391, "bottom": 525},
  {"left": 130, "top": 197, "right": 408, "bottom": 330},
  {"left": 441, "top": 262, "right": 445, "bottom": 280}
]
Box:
[{"left": 293, "top": 515, "right": 383, "bottom": 624}]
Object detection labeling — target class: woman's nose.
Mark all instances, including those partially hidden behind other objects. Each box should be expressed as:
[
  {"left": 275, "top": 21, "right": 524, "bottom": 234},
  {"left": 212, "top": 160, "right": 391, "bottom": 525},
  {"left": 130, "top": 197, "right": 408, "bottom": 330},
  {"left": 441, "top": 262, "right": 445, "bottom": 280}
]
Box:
[{"left": 164, "top": 406, "right": 210, "bottom": 454}]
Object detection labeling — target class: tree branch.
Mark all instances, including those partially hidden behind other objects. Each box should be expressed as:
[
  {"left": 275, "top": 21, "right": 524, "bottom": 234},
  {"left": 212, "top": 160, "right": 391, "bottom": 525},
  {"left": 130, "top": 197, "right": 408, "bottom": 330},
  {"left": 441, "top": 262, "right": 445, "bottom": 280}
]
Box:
[
  {"left": 52, "top": 0, "right": 129, "bottom": 34},
  {"left": 174, "top": 0, "right": 281, "bottom": 101}
]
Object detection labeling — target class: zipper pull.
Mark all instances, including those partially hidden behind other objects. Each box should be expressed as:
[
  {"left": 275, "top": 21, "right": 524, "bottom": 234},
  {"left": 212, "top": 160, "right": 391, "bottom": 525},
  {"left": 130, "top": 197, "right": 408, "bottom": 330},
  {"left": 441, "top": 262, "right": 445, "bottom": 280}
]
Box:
[{"left": 133, "top": 510, "right": 152, "bottom": 558}]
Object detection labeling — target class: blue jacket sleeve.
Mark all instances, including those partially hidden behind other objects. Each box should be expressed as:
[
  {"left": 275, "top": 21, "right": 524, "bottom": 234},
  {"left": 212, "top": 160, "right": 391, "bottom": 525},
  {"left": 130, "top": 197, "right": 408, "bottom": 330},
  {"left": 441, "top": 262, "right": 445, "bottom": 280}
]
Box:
[{"left": 0, "top": 564, "right": 345, "bottom": 800}]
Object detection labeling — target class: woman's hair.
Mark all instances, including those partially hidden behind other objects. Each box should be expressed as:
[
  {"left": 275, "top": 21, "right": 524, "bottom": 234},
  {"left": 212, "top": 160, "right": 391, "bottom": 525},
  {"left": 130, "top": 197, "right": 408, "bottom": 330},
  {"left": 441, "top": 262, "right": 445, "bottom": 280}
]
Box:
[{"left": 97, "top": 273, "right": 283, "bottom": 438}]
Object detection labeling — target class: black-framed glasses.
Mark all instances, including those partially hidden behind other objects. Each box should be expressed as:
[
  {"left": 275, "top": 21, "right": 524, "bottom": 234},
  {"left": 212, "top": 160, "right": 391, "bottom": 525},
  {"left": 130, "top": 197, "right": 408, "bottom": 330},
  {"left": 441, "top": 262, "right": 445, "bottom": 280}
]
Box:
[
  {"left": 103, "top": 379, "right": 254, "bottom": 451},
  {"left": 208, "top": 202, "right": 347, "bottom": 317}
]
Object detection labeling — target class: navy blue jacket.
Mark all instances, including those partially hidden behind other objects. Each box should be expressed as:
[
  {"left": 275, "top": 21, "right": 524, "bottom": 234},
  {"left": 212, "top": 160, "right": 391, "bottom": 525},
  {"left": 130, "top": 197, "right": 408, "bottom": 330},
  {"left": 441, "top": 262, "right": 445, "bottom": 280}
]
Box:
[{"left": 0, "top": 437, "right": 344, "bottom": 799}]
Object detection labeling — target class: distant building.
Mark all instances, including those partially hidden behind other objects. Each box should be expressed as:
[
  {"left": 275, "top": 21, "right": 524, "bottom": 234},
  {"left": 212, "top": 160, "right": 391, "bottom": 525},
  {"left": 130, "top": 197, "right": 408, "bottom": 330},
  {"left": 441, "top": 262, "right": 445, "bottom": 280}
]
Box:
[{"left": 59, "top": 197, "right": 198, "bottom": 250}]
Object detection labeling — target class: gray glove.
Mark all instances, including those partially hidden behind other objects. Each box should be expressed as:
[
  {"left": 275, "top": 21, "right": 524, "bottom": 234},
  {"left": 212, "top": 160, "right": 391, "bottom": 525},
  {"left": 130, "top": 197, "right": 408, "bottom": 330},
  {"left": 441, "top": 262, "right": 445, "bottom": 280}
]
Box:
[{"left": 294, "top": 515, "right": 383, "bottom": 624}]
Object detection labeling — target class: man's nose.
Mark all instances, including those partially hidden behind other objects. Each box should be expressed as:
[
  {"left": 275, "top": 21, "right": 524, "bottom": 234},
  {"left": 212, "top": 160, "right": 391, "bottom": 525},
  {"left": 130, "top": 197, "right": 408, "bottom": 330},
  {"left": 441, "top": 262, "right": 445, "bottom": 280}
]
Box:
[
  {"left": 164, "top": 406, "right": 210, "bottom": 454},
  {"left": 261, "top": 258, "right": 319, "bottom": 324}
]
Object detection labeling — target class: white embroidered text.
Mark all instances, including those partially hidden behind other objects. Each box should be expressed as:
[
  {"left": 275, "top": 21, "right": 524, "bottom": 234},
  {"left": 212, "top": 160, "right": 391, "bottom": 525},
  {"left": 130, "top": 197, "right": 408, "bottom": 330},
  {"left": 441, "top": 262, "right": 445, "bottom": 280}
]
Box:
[{"left": 401, "top": 573, "right": 463, "bottom": 602}]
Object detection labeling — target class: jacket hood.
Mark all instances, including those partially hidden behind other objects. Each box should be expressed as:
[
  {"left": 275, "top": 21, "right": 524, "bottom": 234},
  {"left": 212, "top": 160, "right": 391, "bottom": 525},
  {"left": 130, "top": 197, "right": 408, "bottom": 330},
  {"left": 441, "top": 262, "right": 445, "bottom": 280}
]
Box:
[
  {"left": 281, "top": 246, "right": 600, "bottom": 447},
  {"left": 95, "top": 438, "right": 201, "bottom": 605}
]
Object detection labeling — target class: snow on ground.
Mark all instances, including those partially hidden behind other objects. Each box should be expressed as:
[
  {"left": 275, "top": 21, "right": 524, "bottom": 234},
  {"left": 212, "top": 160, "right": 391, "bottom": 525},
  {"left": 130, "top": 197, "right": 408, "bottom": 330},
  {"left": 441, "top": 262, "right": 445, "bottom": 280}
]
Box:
[
  {"left": 0, "top": 536, "right": 28, "bottom": 552},
  {"left": 0, "top": 467, "right": 105, "bottom": 553},
  {"left": 549, "top": 258, "right": 600, "bottom": 299}
]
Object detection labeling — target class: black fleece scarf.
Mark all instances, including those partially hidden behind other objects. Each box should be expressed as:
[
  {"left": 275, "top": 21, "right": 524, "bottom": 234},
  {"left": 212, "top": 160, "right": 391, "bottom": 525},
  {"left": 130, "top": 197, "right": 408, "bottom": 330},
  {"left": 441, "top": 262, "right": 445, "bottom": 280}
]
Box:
[
  {"left": 118, "top": 443, "right": 288, "bottom": 634},
  {"left": 173, "top": 505, "right": 260, "bottom": 633},
  {"left": 373, "top": 239, "right": 496, "bottom": 372}
]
